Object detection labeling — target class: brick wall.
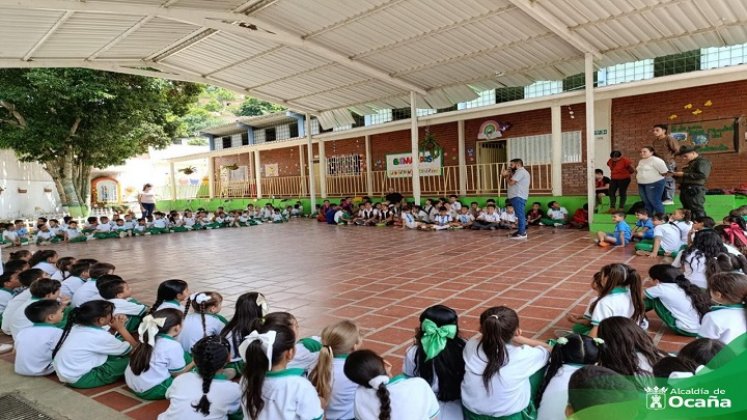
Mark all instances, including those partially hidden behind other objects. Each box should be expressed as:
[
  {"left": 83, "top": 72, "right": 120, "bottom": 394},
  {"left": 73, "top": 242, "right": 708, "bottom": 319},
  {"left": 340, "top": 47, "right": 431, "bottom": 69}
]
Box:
[{"left": 611, "top": 80, "right": 747, "bottom": 189}]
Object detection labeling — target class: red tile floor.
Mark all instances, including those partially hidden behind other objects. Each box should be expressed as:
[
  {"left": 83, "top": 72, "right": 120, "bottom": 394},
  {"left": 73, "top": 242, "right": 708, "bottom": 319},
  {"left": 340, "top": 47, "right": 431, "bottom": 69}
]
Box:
[{"left": 0, "top": 219, "right": 693, "bottom": 418}]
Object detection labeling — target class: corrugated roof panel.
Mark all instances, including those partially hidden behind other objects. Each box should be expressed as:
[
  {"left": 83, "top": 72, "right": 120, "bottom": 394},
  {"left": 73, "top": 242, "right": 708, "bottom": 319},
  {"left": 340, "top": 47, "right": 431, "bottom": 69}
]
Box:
[
  {"left": 253, "top": 0, "right": 390, "bottom": 37},
  {"left": 0, "top": 9, "right": 67, "bottom": 57},
  {"left": 99, "top": 18, "right": 198, "bottom": 59},
  {"left": 257, "top": 65, "right": 370, "bottom": 100},
  {"left": 294, "top": 80, "right": 404, "bottom": 111},
  {"left": 172, "top": 0, "right": 250, "bottom": 10},
  {"left": 34, "top": 13, "right": 145, "bottom": 58},
  {"left": 215, "top": 47, "right": 332, "bottom": 88},
  {"left": 163, "top": 32, "right": 279, "bottom": 75}
]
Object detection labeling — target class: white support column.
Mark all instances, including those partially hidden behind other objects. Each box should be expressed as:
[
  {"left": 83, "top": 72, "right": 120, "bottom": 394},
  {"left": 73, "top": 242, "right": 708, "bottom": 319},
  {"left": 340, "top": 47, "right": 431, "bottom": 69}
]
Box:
[
  {"left": 207, "top": 157, "right": 215, "bottom": 199},
  {"left": 410, "top": 91, "right": 421, "bottom": 204},
  {"left": 298, "top": 144, "right": 305, "bottom": 195},
  {"left": 318, "top": 141, "right": 327, "bottom": 198},
  {"left": 585, "top": 52, "right": 596, "bottom": 224},
  {"left": 457, "top": 120, "right": 467, "bottom": 196},
  {"left": 169, "top": 161, "right": 177, "bottom": 200},
  {"left": 254, "top": 150, "right": 263, "bottom": 199},
  {"left": 551, "top": 106, "right": 563, "bottom": 196},
  {"left": 365, "top": 134, "right": 373, "bottom": 197},
  {"left": 305, "top": 114, "right": 317, "bottom": 212}
]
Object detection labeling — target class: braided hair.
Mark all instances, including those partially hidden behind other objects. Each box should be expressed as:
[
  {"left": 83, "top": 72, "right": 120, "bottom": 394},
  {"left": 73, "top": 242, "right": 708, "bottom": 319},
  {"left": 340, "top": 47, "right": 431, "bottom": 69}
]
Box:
[
  {"left": 188, "top": 292, "right": 223, "bottom": 337},
  {"left": 191, "top": 335, "right": 231, "bottom": 416},
  {"left": 52, "top": 300, "right": 115, "bottom": 358},
  {"left": 150, "top": 279, "right": 189, "bottom": 315},
  {"left": 344, "top": 350, "right": 391, "bottom": 420}
]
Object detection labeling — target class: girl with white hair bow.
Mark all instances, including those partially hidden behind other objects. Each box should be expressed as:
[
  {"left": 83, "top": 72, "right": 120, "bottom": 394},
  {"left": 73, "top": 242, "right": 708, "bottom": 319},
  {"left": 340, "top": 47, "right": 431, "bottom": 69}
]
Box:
[
  {"left": 239, "top": 324, "right": 323, "bottom": 420},
  {"left": 125, "top": 308, "right": 194, "bottom": 400}
]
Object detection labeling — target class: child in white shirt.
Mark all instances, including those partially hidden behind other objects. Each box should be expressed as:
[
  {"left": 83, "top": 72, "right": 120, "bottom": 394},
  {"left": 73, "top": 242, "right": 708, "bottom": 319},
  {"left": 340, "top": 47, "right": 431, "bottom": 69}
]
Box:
[
  {"left": 499, "top": 204, "right": 519, "bottom": 229},
  {"left": 179, "top": 292, "right": 227, "bottom": 353},
  {"left": 63, "top": 221, "right": 87, "bottom": 243},
  {"left": 151, "top": 279, "right": 191, "bottom": 313},
  {"left": 9, "top": 278, "right": 64, "bottom": 339},
  {"left": 644, "top": 265, "right": 710, "bottom": 336},
  {"left": 2, "top": 268, "right": 45, "bottom": 335},
  {"left": 60, "top": 261, "right": 93, "bottom": 299},
  {"left": 672, "top": 229, "right": 726, "bottom": 289},
  {"left": 240, "top": 325, "right": 324, "bottom": 420},
  {"left": 536, "top": 334, "right": 602, "bottom": 420},
  {"left": 597, "top": 317, "right": 666, "bottom": 384},
  {"left": 671, "top": 208, "right": 693, "bottom": 244},
  {"left": 461, "top": 307, "right": 550, "bottom": 419},
  {"left": 635, "top": 213, "right": 684, "bottom": 258},
  {"left": 52, "top": 300, "right": 138, "bottom": 388},
  {"left": 71, "top": 262, "right": 115, "bottom": 307},
  {"left": 541, "top": 201, "right": 569, "bottom": 226},
  {"left": 50, "top": 257, "right": 75, "bottom": 281},
  {"left": 699, "top": 272, "right": 747, "bottom": 346},
  {"left": 472, "top": 204, "right": 501, "bottom": 230},
  {"left": 14, "top": 300, "right": 65, "bottom": 376},
  {"left": 98, "top": 275, "right": 148, "bottom": 333},
  {"left": 2, "top": 224, "right": 21, "bottom": 246},
  {"left": 35, "top": 224, "right": 57, "bottom": 245},
  {"left": 31, "top": 250, "right": 59, "bottom": 276},
  {"left": 125, "top": 309, "right": 193, "bottom": 400}
]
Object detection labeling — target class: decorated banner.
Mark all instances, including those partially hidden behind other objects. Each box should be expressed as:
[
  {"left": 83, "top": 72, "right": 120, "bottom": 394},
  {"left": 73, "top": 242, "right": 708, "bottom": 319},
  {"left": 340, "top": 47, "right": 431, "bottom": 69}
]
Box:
[
  {"left": 669, "top": 117, "right": 739, "bottom": 154},
  {"left": 386, "top": 149, "right": 442, "bottom": 178}
]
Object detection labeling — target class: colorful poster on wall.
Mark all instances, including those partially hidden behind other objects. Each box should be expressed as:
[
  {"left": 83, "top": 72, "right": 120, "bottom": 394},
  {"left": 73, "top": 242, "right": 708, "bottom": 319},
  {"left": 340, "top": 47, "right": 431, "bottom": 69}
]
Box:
[
  {"left": 386, "top": 150, "right": 442, "bottom": 178},
  {"left": 669, "top": 118, "right": 739, "bottom": 153},
  {"left": 264, "top": 163, "right": 279, "bottom": 177}
]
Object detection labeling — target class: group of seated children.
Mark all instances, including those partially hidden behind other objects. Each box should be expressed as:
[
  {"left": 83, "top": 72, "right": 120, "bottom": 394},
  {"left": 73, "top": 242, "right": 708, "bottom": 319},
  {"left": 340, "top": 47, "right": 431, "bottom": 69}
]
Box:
[
  {"left": 1, "top": 242, "right": 744, "bottom": 420},
  {"left": 0, "top": 202, "right": 306, "bottom": 247},
  {"left": 319, "top": 195, "right": 588, "bottom": 232}
]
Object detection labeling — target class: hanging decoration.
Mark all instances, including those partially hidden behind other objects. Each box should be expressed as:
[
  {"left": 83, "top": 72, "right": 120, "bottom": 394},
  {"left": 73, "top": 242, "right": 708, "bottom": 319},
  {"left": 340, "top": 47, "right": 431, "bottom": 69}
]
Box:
[
  {"left": 223, "top": 163, "right": 239, "bottom": 171},
  {"left": 178, "top": 166, "right": 197, "bottom": 175},
  {"left": 477, "top": 120, "right": 512, "bottom": 139},
  {"left": 568, "top": 106, "right": 575, "bottom": 119},
  {"left": 419, "top": 128, "right": 442, "bottom": 159}
]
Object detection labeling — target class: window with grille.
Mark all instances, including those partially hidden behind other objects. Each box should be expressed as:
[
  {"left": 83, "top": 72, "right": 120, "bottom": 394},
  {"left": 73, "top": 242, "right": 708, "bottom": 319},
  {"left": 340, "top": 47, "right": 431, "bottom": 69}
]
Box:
[
  {"left": 327, "top": 154, "right": 362, "bottom": 175},
  {"left": 506, "top": 131, "right": 582, "bottom": 165},
  {"left": 524, "top": 81, "right": 563, "bottom": 98},
  {"left": 458, "top": 89, "right": 496, "bottom": 110},
  {"left": 241, "top": 132, "right": 249, "bottom": 146},
  {"left": 364, "top": 109, "right": 393, "bottom": 126},
  {"left": 701, "top": 43, "right": 747, "bottom": 69},
  {"left": 265, "top": 127, "right": 276, "bottom": 142},
  {"left": 654, "top": 50, "right": 700, "bottom": 76},
  {"left": 598, "top": 59, "right": 654, "bottom": 86},
  {"left": 222, "top": 136, "right": 231, "bottom": 148},
  {"left": 392, "top": 108, "right": 411, "bottom": 121}
]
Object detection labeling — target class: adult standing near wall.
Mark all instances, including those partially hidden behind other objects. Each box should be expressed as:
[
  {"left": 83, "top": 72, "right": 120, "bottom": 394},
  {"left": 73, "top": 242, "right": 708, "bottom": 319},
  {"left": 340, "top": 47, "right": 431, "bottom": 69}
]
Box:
[
  {"left": 138, "top": 183, "right": 156, "bottom": 221},
  {"left": 502, "top": 158, "right": 530, "bottom": 240},
  {"left": 672, "top": 145, "right": 712, "bottom": 218},
  {"left": 606, "top": 151, "right": 635, "bottom": 212},
  {"left": 652, "top": 124, "right": 681, "bottom": 205},
  {"left": 636, "top": 146, "right": 669, "bottom": 216}
]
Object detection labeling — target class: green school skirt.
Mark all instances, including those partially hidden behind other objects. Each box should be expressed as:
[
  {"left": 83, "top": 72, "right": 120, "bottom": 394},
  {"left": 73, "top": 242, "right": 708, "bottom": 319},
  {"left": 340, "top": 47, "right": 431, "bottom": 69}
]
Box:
[
  {"left": 572, "top": 323, "right": 592, "bottom": 335},
  {"left": 644, "top": 297, "right": 697, "bottom": 337},
  {"left": 68, "top": 236, "right": 87, "bottom": 243},
  {"left": 132, "top": 376, "right": 174, "bottom": 400},
  {"left": 69, "top": 355, "right": 130, "bottom": 389},
  {"left": 634, "top": 240, "right": 685, "bottom": 257},
  {"left": 540, "top": 218, "right": 567, "bottom": 226}
]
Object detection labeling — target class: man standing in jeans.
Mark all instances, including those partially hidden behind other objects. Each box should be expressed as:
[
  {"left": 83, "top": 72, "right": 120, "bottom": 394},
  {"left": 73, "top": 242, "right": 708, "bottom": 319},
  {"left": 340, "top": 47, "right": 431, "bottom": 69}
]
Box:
[
  {"left": 652, "top": 124, "right": 681, "bottom": 205},
  {"left": 502, "top": 158, "right": 530, "bottom": 240}
]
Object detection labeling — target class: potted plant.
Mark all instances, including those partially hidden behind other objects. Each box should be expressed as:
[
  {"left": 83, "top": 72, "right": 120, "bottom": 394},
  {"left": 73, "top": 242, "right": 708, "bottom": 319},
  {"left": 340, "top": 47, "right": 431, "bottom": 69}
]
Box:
[
  {"left": 223, "top": 163, "right": 239, "bottom": 171},
  {"left": 419, "top": 131, "right": 442, "bottom": 159},
  {"left": 179, "top": 166, "right": 197, "bottom": 175},
  {"left": 17, "top": 187, "right": 27, "bottom": 193}
]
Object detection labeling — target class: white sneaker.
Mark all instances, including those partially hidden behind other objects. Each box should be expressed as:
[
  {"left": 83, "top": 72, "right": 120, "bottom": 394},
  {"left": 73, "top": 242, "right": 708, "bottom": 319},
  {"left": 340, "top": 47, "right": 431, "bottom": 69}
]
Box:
[
  {"left": 662, "top": 200, "right": 675, "bottom": 205},
  {"left": 0, "top": 343, "right": 13, "bottom": 354}
]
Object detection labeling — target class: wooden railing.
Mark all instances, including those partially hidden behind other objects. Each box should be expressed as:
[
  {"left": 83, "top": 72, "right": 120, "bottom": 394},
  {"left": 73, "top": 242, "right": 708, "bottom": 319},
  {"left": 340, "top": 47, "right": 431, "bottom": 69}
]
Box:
[
  {"left": 216, "top": 180, "right": 256, "bottom": 198},
  {"left": 261, "top": 175, "right": 308, "bottom": 197}
]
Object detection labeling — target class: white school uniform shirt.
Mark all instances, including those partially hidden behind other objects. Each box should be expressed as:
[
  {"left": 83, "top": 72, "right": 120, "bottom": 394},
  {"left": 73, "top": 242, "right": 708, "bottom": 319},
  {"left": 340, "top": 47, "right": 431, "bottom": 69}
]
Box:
[
  {"left": 125, "top": 335, "right": 188, "bottom": 393},
  {"left": 433, "top": 214, "right": 452, "bottom": 226},
  {"left": 152, "top": 218, "right": 168, "bottom": 228},
  {"left": 673, "top": 252, "right": 708, "bottom": 289},
  {"left": 500, "top": 211, "right": 518, "bottom": 223},
  {"left": 415, "top": 210, "right": 429, "bottom": 222},
  {"left": 450, "top": 201, "right": 462, "bottom": 211},
  {"left": 457, "top": 213, "right": 475, "bottom": 225},
  {"left": 96, "top": 223, "right": 113, "bottom": 232},
  {"left": 333, "top": 210, "right": 346, "bottom": 224},
  {"left": 178, "top": 313, "right": 226, "bottom": 353},
  {"left": 9, "top": 296, "right": 44, "bottom": 338},
  {"left": 1, "top": 288, "right": 31, "bottom": 335},
  {"left": 403, "top": 346, "right": 463, "bottom": 420},
  {"left": 72, "top": 279, "right": 103, "bottom": 307},
  {"left": 461, "top": 337, "right": 549, "bottom": 417},
  {"left": 159, "top": 371, "right": 241, "bottom": 420},
  {"left": 654, "top": 224, "right": 683, "bottom": 253},
  {"left": 289, "top": 337, "right": 322, "bottom": 372},
  {"left": 240, "top": 368, "right": 324, "bottom": 420},
  {"left": 134, "top": 224, "right": 146, "bottom": 233},
  {"left": 183, "top": 217, "right": 196, "bottom": 227},
  {"left": 110, "top": 298, "right": 147, "bottom": 317},
  {"left": 51, "top": 270, "right": 68, "bottom": 281},
  {"left": 60, "top": 276, "right": 86, "bottom": 299},
  {"left": 0, "top": 288, "right": 14, "bottom": 314},
  {"left": 155, "top": 299, "right": 183, "bottom": 312},
  {"left": 325, "top": 357, "right": 358, "bottom": 420},
  {"left": 354, "top": 375, "right": 439, "bottom": 420},
  {"left": 645, "top": 283, "right": 701, "bottom": 334},
  {"left": 547, "top": 207, "right": 568, "bottom": 220},
  {"left": 36, "top": 230, "right": 54, "bottom": 241},
  {"left": 673, "top": 221, "right": 693, "bottom": 244},
  {"left": 479, "top": 212, "right": 500, "bottom": 223},
  {"left": 53, "top": 325, "right": 131, "bottom": 383},
  {"left": 536, "top": 364, "right": 582, "bottom": 420},
  {"left": 14, "top": 323, "right": 64, "bottom": 376},
  {"left": 49, "top": 226, "right": 61, "bottom": 236},
  {"left": 698, "top": 305, "right": 747, "bottom": 345},
  {"left": 123, "top": 220, "right": 136, "bottom": 229},
  {"left": 65, "top": 227, "right": 82, "bottom": 239},
  {"left": 3, "top": 230, "right": 19, "bottom": 242},
  {"left": 403, "top": 213, "right": 419, "bottom": 229},
  {"left": 33, "top": 261, "right": 57, "bottom": 276},
  {"left": 589, "top": 287, "right": 638, "bottom": 326}
]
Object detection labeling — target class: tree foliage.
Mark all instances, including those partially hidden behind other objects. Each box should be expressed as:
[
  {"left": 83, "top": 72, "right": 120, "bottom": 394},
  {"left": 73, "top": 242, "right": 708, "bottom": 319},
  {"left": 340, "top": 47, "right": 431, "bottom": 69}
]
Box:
[
  {"left": 236, "top": 97, "right": 286, "bottom": 116},
  {"left": 0, "top": 68, "right": 201, "bottom": 213}
]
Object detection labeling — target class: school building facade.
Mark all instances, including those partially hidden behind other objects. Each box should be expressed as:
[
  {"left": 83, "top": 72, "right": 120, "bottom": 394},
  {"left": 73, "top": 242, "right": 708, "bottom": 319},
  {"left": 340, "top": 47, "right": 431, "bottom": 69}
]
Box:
[{"left": 162, "top": 61, "right": 747, "bottom": 216}]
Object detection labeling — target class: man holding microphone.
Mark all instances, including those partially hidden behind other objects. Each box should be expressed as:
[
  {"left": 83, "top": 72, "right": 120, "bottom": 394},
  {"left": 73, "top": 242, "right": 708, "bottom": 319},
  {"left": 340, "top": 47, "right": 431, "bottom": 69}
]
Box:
[{"left": 502, "top": 158, "right": 531, "bottom": 239}]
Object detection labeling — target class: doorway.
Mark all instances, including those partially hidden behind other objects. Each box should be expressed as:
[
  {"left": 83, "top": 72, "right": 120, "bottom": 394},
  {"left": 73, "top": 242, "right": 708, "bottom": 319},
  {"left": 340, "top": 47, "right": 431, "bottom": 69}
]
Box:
[{"left": 476, "top": 140, "right": 507, "bottom": 193}]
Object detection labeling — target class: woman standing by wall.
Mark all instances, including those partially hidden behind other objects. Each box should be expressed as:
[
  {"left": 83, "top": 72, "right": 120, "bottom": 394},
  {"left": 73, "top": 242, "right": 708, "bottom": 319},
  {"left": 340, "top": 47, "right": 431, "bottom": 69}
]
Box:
[
  {"left": 138, "top": 184, "right": 156, "bottom": 221},
  {"left": 636, "top": 146, "right": 669, "bottom": 216},
  {"left": 607, "top": 151, "right": 635, "bottom": 212}
]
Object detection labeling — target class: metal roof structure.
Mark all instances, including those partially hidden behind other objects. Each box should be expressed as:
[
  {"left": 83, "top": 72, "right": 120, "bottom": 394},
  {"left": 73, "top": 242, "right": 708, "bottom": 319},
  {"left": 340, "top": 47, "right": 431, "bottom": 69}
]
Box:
[
  {"left": 199, "top": 111, "right": 300, "bottom": 136},
  {"left": 2, "top": 0, "right": 746, "bottom": 127}
]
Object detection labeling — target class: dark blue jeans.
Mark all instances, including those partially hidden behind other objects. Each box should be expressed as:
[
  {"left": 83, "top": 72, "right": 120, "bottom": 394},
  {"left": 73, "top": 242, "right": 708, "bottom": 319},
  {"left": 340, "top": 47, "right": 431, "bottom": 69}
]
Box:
[
  {"left": 141, "top": 203, "right": 155, "bottom": 220},
  {"left": 510, "top": 197, "right": 527, "bottom": 235},
  {"left": 638, "top": 179, "right": 665, "bottom": 215}
]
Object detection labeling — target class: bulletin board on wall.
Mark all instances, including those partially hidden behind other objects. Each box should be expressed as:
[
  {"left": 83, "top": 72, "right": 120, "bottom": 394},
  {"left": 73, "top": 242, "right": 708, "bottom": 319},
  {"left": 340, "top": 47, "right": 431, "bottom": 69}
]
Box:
[{"left": 668, "top": 117, "right": 742, "bottom": 154}]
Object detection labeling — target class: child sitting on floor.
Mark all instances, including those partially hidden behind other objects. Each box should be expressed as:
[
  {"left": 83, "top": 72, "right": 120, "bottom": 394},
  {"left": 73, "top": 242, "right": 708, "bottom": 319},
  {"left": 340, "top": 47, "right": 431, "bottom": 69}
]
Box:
[
  {"left": 568, "top": 204, "right": 589, "bottom": 229},
  {"left": 179, "top": 292, "right": 227, "bottom": 354},
  {"left": 220, "top": 292, "right": 267, "bottom": 372},
  {"left": 472, "top": 204, "right": 501, "bottom": 230},
  {"left": 597, "top": 317, "right": 666, "bottom": 384},
  {"left": 688, "top": 216, "right": 715, "bottom": 245},
  {"left": 2, "top": 269, "right": 45, "bottom": 335},
  {"left": 499, "top": 204, "right": 518, "bottom": 230},
  {"left": 699, "top": 272, "right": 747, "bottom": 346},
  {"left": 635, "top": 213, "right": 684, "bottom": 258},
  {"left": 94, "top": 216, "right": 119, "bottom": 240},
  {"left": 672, "top": 229, "right": 726, "bottom": 289},
  {"left": 2, "top": 223, "right": 22, "bottom": 247},
  {"left": 9, "top": 278, "right": 65, "bottom": 339},
  {"left": 98, "top": 275, "right": 148, "bottom": 333},
  {"left": 52, "top": 300, "right": 138, "bottom": 388},
  {"left": 60, "top": 260, "right": 94, "bottom": 299},
  {"left": 671, "top": 208, "right": 694, "bottom": 245},
  {"left": 644, "top": 265, "right": 710, "bottom": 337},
  {"left": 402, "top": 206, "right": 423, "bottom": 230},
  {"left": 632, "top": 209, "right": 654, "bottom": 241},
  {"left": 125, "top": 309, "right": 194, "bottom": 400},
  {"left": 541, "top": 201, "right": 568, "bottom": 227},
  {"left": 14, "top": 300, "right": 65, "bottom": 376},
  {"left": 566, "top": 366, "right": 639, "bottom": 418},
  {"left": 151, "top": 279, "right": 191, "bottom": 313},
  {"left": 426, "top": 206, "right": 453, "bottom": 231},
  {"left": 461, "top": 306, "right": 550, "bottom": 419},
  {"left": 72, "top": 262, "right": 115, "bottom": 307},
  {"left": 456, "top": 206, "right": 475, "bottom": 229},
  {"left": 595, "top": 211, "right": 632, "bottom": 248}
]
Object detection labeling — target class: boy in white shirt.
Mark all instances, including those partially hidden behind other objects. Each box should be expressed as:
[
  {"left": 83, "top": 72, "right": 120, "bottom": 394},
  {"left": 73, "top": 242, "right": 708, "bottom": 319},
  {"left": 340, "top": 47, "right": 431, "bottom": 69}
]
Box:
[
  {"left": 456, "top": 206, "right": 475, "bottom": 228},
  {"left": 541, "top": 201, "right": 569, "bottom": 227},
  {"left": 14, "top": 300, "right": 65, "bottom": 376},
  {"left": 448, "top": 195, "right": 462, "bottom": 212},
  {"left": 63, "top": 220, "right": 87, "bottom": 243},
  {"left": 472, "top": 203, "right": 502, "bottom": 230},
  {"left": 499, "top": 203, "right": 519, "bottom": 230},
  {"left": 93, "top": 216, "right": 119, "bottom": 240},
  {"left": 48, "top": 219, "right": 63, "bottom": 239},
  {"left": 71, "top": 263, "right": 115, "bottom": 308},
  {"left": 2, "top": 223, "right": 22, "bottom": 246},
  {"left": 2, "top": 268, "right": 45, "bottom": 335},
  {"left": 9, "top": 278, "right": 64, "bottom": 339},
  {"left": 635, "top": 213, "right": 684, "bottom": 258},
  {"left": 35, "top": 224, "right": 57, "bottom": 245},
  {"left": 98, "top": 275, "right": 148, "bottom": 333}
]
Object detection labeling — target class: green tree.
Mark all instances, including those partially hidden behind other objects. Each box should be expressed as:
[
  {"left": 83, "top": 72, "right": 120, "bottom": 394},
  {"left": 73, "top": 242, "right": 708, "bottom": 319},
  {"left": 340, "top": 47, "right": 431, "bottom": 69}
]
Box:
[
  {"left": 179, "top": 106, "right": 224, "bottom": 138},
  {"left": 236, "top": 97, "right": 285, "bottom": 116},
  {"left": 0, "top": 68, "right": 201, "bottom": 215}
]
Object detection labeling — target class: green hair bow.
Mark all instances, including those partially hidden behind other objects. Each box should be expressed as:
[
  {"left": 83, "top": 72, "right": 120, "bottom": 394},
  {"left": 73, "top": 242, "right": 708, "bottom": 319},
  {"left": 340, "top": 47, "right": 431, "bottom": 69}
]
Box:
[{"left": 420, "top": 318, "right": 457, "bottom": 361}]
